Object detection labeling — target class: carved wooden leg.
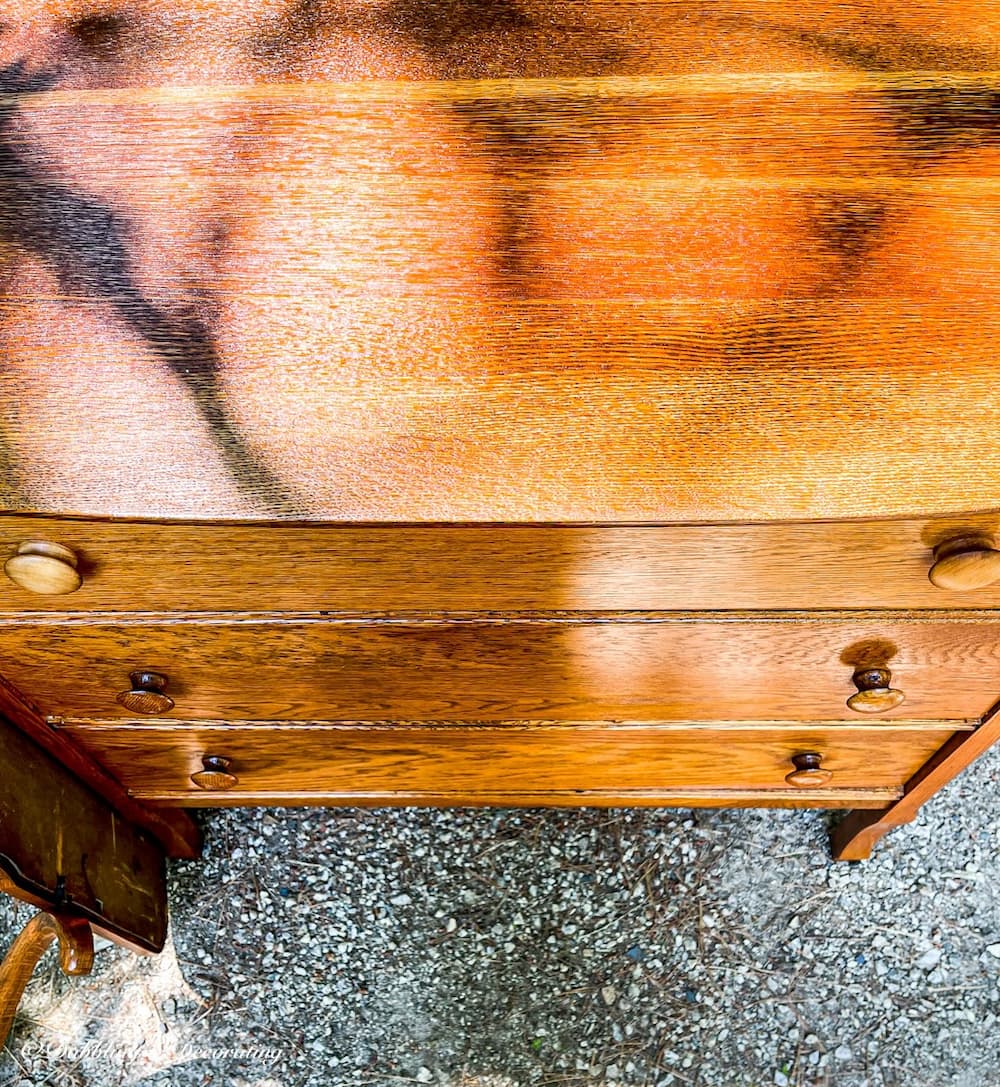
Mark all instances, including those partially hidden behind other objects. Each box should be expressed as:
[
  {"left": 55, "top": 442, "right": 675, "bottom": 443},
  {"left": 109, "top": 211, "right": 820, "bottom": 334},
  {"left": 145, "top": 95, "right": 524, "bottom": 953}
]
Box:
[
  {"left": 0, "top": 910, "right": 94, "bottom": 1045},
  {"left": 832, "top": 704, "right": 1000, "bottom": 861}
]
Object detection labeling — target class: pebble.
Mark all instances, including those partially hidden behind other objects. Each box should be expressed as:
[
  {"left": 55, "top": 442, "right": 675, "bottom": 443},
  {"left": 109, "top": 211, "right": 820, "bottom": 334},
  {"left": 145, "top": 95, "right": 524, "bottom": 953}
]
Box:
[{"left": 916, "top": 948, "right": 942, "bottom": 970}]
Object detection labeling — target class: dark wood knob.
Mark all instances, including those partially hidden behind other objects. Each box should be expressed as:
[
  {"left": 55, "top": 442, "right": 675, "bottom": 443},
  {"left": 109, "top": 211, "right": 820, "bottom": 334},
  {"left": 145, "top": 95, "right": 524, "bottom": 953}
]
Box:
[
  {"left": 115, "top": 671, "right": 174, "bottom": 715},
  {"left": 190, "top": 756, "right": 238, "bottom": 791},
  {"left": 929, "top": 537, "right": 1000, "bottom": 591},
  {"left": 785, "top": 752, "right": 833, "bottom": 788},
  {"left": 4, "top": 541, "right": 82, "bottom": 595},
  {"left": 847, "top": 667, "right": 905, "bottom": 714}
]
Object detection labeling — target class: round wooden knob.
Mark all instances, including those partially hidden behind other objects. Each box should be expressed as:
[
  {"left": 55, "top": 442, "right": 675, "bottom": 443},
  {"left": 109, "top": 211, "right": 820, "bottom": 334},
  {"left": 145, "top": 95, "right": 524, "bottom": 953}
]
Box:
[
  {"left": 191, "top": 756, "right": 238, "bottom": 791},
  {"left": 929, "top": 537, "right": 1000, "bottom": 591},
  {"left": 785, "top": 752, "right": 833, "bottom": 788},
  {"left": 847, "top": 667, "right": 905, "bottom": 714},
  {"left": 4, "top": 541, "right": 82, "bottom": 595},
  {"left": 116, "top": 671, "right": 174, "bottom": 715}
]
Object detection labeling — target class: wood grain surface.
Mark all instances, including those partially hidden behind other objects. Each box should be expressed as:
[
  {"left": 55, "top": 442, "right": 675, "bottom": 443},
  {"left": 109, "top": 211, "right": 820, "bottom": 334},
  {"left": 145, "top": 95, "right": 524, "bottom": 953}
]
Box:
[
  {"left": 7, "top": 512, "right": 1000, "bottom": 613},
  {"left": 62, "top": 721, "right": 951, "bottom": 803},
  {"left": 3, "top": 617, "right": 999, "bottom": 722},
  {"left": 0, "top": 667, "right": 201, "bottom": 859},
  {"left": 0, "top": 708, "right": 167, "bottom": 952},
  {"left": 2, "top": 5, "right": 1000, "bottom": 521},
  {"left": 0, "top": 907, "right": 93, "bottom": 1047},
  {"left": 832, "top": 697, "right": 1000, "bottom": 859}
]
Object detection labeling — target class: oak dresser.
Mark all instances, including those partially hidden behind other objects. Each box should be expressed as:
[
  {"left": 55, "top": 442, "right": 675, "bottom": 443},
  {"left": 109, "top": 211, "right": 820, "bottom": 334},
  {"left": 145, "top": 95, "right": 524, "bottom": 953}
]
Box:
[{"left": 1, "top": 0, "right": 1000, "bottom": 999}]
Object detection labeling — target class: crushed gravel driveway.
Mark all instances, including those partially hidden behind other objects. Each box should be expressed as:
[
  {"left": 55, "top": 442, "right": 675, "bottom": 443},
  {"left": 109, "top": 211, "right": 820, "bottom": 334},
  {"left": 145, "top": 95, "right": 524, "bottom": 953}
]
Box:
[{"left": 2, "top": 746, "right": 998, "bottom": 1087}]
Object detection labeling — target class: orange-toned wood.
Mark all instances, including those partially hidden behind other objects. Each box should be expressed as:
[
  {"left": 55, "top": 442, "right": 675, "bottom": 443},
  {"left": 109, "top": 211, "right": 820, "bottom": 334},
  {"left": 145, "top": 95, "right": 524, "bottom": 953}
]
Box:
[
  {"left": 8, "top": 302, "right": 1000, "bottom": 522},
  {"left": 2, "top": 541, "right": 81, "bottom": 595},
  {"left": 189, "top": 755, "right": 239, "bottom": 791},
  {"left": 140, "top": 789, "right": 898, "bottom": 810},
  {"left": 0, "top": 903, "right": 93, "bottom": 1046},
  {"left": 62, "top": 722, "right": 953, "bottom": 804},
  {"left": 2, "top": 9, "right": 1000, "bottom": 523},
  {"left": 846, "top": 667, "right": 906, "bottom": 714},
  {"left": 928, "top": 537, "right": 1000, "bottom": 592},
  {"left": 832, "top": 701, "right": 1000, "bottom": 860},
  {"left": 6, "top": 4, "right": 1000, "bottom": 86},
  {"left": 2, "top": 618, "right": 997, "bottom": 723},
  {"left": 784, "top": 752, "right": 833, "bottom": 788},
  {"left": 8, "top": 512, "right": 1000, "bottom": 613},
  {"left": 115, "top": 671, "right": 174, "bottom": 715},
  {"left": 0, "top": 672, "right": 200, "bottom": 860},
  {"left": 0, "top": 4, "right": 997, "bottom": 866}
]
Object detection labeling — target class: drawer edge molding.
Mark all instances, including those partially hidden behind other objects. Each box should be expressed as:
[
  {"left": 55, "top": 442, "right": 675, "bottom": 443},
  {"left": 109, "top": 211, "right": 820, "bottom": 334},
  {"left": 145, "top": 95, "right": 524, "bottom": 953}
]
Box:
[
  {"left": 61, "top": 718, "right": 979, "bottom": 733},
  {"left": 129, "top": 788, "right": 903, "bottom": 810}
]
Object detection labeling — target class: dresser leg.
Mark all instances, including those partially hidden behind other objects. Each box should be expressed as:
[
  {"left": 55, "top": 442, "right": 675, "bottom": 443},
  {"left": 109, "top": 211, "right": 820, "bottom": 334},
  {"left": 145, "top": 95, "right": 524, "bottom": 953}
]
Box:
[
  {"left": 830, "top": 808, "right": 900, "bottom": 861},
  {"left": 831, "top": 703, "right": 1000, "bottom": 860},
  {"left": 0, "top": 908, "right": 94, "bottom": 1045}
]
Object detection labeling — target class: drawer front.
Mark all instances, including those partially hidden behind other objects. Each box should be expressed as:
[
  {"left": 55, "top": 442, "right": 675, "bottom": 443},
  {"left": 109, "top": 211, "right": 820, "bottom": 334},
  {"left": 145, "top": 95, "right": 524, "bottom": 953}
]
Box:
[
  {"left": 3, "top": 619, "right": 997, "bottom": 723},
  {"left": 3, "top": 512, "right": 1000, "bottom": 613},
  {"left": 63, "top": 723, "right": 955, "bottom": 805}
]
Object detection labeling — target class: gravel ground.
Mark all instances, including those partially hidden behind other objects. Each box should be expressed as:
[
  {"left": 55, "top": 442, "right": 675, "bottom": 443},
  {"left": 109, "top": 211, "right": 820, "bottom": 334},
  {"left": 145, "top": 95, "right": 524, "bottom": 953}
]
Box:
[{"left": 1, "top": 747, "right": 998, "bottom": 1087}]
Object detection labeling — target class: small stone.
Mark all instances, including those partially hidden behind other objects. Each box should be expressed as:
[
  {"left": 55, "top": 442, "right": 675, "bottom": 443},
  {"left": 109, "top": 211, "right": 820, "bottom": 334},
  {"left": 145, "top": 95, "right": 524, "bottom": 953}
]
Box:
[
  {"left": 390, "top": 893, "right": 413, "bottom": 907},
  {"left": 774, "top": 1072, "right": 789, "bottom": 1087},
  {"left": 445, "top": 918, "right": 458, "bottom": 934},
  {"left": 834, "top": 1044, "right": 853, "bottom": 1061},
  {"left": 601, "top": 985, "right": 618, "bottom": 1006},
  {"left": 916, "top": 948, "right": 942, "bottom": 970},
  {"left": 416, "top": 1068, "right": 433, "bottom": 1084},
  {"left": 986, "top": 944, "right": 1000, "bottom": 959}
]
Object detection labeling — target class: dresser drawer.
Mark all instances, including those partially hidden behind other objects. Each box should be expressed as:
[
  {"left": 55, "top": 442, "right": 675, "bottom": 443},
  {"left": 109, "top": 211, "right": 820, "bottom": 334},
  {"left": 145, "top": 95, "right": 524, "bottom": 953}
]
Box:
[
  {"left": 4, "top": 512, "right": 1000, "bottom": 614},
  {"left": 62, "top": 723, "right": 957, "bottom": 807},
  {"left": 4, "top": 618, "right": 998, "bottom": 723}
]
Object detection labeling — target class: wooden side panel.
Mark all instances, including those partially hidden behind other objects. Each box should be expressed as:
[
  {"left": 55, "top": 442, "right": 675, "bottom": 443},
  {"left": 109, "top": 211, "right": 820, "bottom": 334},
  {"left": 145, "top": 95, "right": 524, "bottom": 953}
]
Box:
[
  {"left": 5, "top": 512, "right": 1000, "bottom": 613},
  {"left": 0, "top": 711, "right": 166, "bottom": 952},
  {"left": 0, "top": 618, "right": 996, "bottom": 722},
  {"left": 62, "top": 722, "right": 952, "bottom": 803}
]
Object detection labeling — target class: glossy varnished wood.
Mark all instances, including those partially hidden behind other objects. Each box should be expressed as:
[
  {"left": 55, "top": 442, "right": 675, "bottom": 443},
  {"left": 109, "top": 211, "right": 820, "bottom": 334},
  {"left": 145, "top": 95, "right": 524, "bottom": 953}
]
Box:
[
  {"left": 0, "top": 4, "right": 998, "bottom": 866},
  {"left": 0, "top": 905, "right": 93, "bottom": 1046},
  {"left": 2, "top": 540, "right": 81, "bottom": 596},
  {"left": 61, "top": 722, "right": 953, "bottom": 803},
  {"left": 832, "top": 700, "right": 1000, "bottom": 860},
  {"left": 7, "top": 513, "right": 1000, "bottom": 612},
  {"left": 2, "top": 618, "right": 999, "bottom": 723},
  {"left": 2, "top": 7, "right": 1000, "bottom": 521},
  {"left": 0, "top": 670, "right": 200, "bottom": 860}
]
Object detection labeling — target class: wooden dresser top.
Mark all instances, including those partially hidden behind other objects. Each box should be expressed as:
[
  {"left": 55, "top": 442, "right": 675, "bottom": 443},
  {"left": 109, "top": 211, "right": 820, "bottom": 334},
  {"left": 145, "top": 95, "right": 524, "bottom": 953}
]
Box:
[{"left": 2, "top": 3, "right": 999, "bottom": 523}]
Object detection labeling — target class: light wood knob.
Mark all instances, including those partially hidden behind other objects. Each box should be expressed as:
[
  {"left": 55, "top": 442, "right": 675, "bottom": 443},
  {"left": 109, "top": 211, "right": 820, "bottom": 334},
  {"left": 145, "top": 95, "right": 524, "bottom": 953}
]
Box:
[
  {"left": 4, "top": 541, "right": 82, "bottom": 595},
  {"left": 929, "top": 537, "right": 1000, "bottom": 591},
  {"left": 785, "top": 752, "right": 833, "bottom": 788},
  {"left": 190, "top": 756, "right": 238, "bottom": 791},
  {"left": 116, "top": 671, "right": 174, "bottom": 715},
  {"left": 847, "top": 667, "right": 905, "bottom": 714}
]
